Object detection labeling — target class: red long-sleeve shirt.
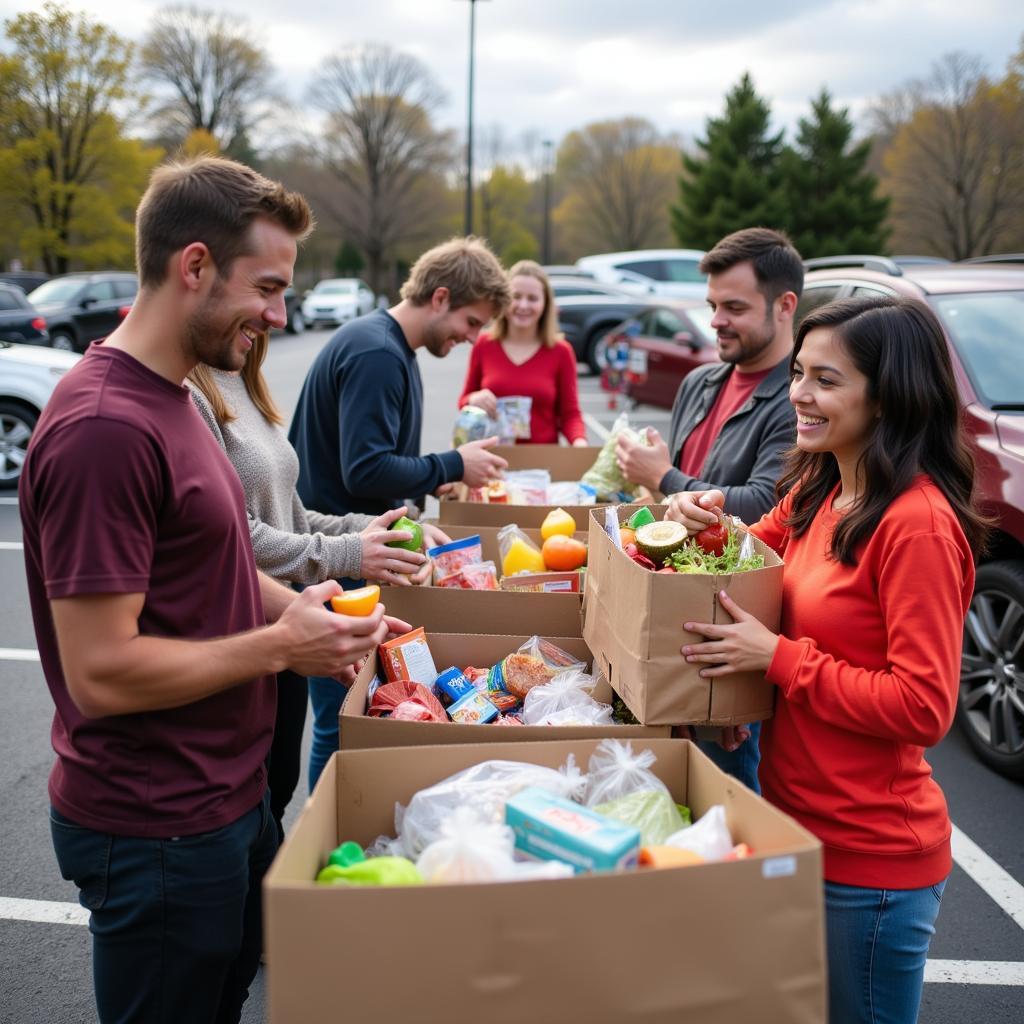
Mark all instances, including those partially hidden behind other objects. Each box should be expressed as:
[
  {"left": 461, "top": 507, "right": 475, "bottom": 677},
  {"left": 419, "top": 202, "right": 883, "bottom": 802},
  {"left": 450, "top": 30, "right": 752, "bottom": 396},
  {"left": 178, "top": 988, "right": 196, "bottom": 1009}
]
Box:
[
  {"left": 458, "top": 334, "right": 586, "bottom": 445},
  {"left": 751, "top": 476, "right": 974, "bottom": 889}
]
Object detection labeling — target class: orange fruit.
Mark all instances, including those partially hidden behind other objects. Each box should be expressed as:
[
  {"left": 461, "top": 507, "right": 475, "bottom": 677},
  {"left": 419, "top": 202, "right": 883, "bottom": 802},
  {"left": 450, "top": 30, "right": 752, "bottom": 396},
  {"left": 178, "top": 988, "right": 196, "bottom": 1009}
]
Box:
[
  {"left": 619, "top": 527, "right": 636, "bottom": 548},
  {"left": 542, "top": 535, "right": 588, "bottom": 572},
  {"left": 330, "top": 585, "right": 381, "bottom": 617}
]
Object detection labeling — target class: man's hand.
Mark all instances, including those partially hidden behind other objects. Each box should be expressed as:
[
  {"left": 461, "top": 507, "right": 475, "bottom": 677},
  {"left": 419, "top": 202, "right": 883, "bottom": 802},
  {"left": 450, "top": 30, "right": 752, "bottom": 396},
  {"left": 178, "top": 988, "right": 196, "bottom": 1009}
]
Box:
[
  {"left": 358, "top": 506, "right": 427, "bottom": 587},
  {"left": 616, "top": 427, "right": 671, "bottom": 492},
  {"left": 457, "top": 436, "right": 508, "bottom": 488},
  {"left": 463, "top": 389, "right": 498, "bottom": 418}
]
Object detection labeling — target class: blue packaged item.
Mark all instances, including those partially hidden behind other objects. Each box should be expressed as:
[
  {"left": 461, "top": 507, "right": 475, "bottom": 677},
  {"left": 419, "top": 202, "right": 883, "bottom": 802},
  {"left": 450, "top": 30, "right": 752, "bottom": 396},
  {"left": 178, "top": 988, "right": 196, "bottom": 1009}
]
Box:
[
  {"left": 434, "top": 667, "right": 475, "bottom": 706},
  {"left": 447, "top": 690, "right": 500, "bottom": 725},
  {"left": 505, "top": 786, "right": 641, "bottom": 874},
  {"left": 426, "top": 535, "right": 482, "bottom": 559}
]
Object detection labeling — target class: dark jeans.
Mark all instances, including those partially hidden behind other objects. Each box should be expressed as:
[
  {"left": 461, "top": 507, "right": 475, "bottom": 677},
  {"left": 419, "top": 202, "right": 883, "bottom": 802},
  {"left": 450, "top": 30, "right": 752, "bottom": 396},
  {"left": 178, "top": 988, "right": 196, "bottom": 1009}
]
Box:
[
  {"left": 49, "top": 791, "right": 278, "bottom": 1024},
  {"left": 697, "top": 720, "right": 762, "bottom": 793},
  {"left": 267, "top": 668, "right": 308, "bottom": 844}
]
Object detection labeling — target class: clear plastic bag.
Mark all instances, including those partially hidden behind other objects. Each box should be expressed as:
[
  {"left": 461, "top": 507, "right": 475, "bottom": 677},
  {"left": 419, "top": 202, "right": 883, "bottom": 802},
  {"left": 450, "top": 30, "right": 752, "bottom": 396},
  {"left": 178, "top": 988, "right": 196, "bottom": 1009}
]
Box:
[
  {"left": 494, "top": 396, "right": 532, "bottom": 442},
  {"left": 548, "top": 480, "right": 597, "bottom": 505},
  {"left": 521, "top": 669, "right": 614, "bottom": 727},
  {"left": 497, "top": 524, "right": 546, "bottom": 577},
  {"left": 491, "top": 636, "right": 589, "bottom": 701},
  {"left": 583, "top": 739, "right": 687, "bottom": 846},
  {"left": 580, "top": 412, "right": 647, "bottom": 502},
  {"left": 393, "top": 756, "right": 585, "bottom": 859},
  {"left": 504, "top": 469, "right": 550, "bottom": 505},
  {"left": 415, "top": 806, "right": 519, "bottom": 883},
  {"left": 452, "top": 405, "right": 491, "bottom": 447},
  {"left": 662, "top": 805, "right": 735, "bottom": 861}
]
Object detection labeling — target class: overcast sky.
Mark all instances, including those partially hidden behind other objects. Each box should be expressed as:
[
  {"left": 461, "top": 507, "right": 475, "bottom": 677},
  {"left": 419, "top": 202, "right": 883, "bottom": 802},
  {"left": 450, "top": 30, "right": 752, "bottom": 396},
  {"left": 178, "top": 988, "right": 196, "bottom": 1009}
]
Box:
[{"left": 4, "top": 0, "right": 1021, "bottom": 146}]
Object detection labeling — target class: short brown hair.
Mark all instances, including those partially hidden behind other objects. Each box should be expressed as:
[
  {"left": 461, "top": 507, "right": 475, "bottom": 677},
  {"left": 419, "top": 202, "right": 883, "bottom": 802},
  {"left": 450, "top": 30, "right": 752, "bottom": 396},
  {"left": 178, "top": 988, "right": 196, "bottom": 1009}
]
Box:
[
  {"left": 700, "top": 227, "right": 803, "bottom": 304},
  {"left": 135, "top": 156, "right": 314, "bottom": 288},
  {"left": 400, "top": 236, "right": 509, "bottom": 312},
  {"left": 490, "top": 260, "right": 562, "bottom": 347}
]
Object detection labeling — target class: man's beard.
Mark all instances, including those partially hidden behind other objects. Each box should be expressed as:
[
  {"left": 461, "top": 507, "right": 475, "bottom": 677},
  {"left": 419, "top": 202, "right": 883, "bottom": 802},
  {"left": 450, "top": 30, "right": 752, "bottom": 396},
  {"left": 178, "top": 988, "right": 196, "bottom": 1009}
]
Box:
[
  {"left": 420, "top": 316, "right": 453, "bottom": 359},
  {"left": 184, "top": 280, "right": 243, "bottom": 371},
  {"left": 719, "top": 311, "right": 776, "bottom": 366}
]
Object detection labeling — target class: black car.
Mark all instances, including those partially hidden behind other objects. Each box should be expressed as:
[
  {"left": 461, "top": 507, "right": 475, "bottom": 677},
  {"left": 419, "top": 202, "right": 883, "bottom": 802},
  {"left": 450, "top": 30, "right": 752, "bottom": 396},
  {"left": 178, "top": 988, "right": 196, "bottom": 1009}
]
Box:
[
  {"left": 555, "top": 293, "right": 656, "bottom": 373},
  {"left": 282, "top": 286, "right": 305, "bottom": 334},
  {"left": 27, "top": 272, "right": 138, "bottom": 352},
  {"left": 0, "top": 283, "right": 49, "bottom": 346},
  {"left": 0, "top": 270, "right": 51, "bottom": 294}
]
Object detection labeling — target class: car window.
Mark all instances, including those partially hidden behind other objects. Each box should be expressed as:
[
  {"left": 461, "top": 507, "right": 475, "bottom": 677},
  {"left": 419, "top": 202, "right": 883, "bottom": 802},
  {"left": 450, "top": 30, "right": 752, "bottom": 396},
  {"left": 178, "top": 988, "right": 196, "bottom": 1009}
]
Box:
[
  {"left": 317, "top": 282, "right": 356, "bottom": 295},
  {"left": 663, "top": 259, "right": 706, "bottom": 284},
  {"left": 615, "top": 259, "right": 665, "bottom": 281},
  {"left": 85, "top": 282, "right": 116, "bottom": 302},
  {"left": 686, "top": 306, "right": 717, "bottom": 344},
  {"left": 635, "top": 310, "right": 657, "bottom": 334},
  {"left": 795, "top": 285, "right": 844, "bottom": 327},
  {"left": 28, "top": 278, "right": 84, "bottom": 304},
  {"left": 0, "top": 288, "right": 25, "bottom": 311},
  {"left": 112, "top": 279, "right": 137, "bottom": 299},
  {"left": 849, "top": 286, "right": 896, "bottom": 299},
  {"left": 651, "top": 309, "right": 687, "bottom": 339},
  {"left": 931, "top": 291, "right": 1024, "bottom": 408}
]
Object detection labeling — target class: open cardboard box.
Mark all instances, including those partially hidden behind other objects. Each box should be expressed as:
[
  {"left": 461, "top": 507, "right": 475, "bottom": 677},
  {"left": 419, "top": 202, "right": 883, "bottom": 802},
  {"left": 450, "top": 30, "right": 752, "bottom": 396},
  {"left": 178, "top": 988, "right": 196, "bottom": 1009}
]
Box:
[
  {"left": 583, "top": 505, "right": 783, "bottom": 726},
  {"left": 264, "top": 738, "right": 825, "bottom": 1023},
  {"left": 340, "top": 632, "right": 669, "bottom": 750}
]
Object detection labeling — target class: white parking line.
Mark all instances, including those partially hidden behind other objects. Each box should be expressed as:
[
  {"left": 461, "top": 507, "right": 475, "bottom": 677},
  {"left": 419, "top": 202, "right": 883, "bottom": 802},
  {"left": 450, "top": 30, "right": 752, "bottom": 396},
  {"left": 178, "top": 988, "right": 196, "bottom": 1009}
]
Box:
[
  {"left": 0, "top": 897, "right": 88, "bottom": 926},
  {"left": 952, "top": 824, "right": 1024, "bottom": 930},
  {"left": 925, "top": 960, "right": 1024, "bottom": 985},
  {"left": 0, "top": 648, "right": 39, "bottom": 661},
  {"left": 0, "top": 541, "right": 24, "bottom": 550},
  {"left": 0, "top": 496, "right": 18, "bottom": 505}
]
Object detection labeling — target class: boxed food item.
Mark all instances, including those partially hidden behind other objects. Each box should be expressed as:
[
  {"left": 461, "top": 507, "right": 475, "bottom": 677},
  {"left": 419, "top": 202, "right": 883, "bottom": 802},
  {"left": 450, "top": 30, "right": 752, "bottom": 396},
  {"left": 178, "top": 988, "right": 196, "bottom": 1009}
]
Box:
[
  {"left": 583, "top": 505, "right": 783, "bottom": 726},
  {"left": 264, "top": 738, "right": 825, "bottom": 1023},
  {"left": 379, "top": 627, "right": 439, "bottom": 687}
]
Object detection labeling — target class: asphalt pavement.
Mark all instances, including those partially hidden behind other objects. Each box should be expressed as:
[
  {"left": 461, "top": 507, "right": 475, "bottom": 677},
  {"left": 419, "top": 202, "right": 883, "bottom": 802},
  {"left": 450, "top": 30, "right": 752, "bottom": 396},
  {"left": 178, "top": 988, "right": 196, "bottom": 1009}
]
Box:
[{"left": 0, "top": 327, "right": 1021, "bottom": 1023}]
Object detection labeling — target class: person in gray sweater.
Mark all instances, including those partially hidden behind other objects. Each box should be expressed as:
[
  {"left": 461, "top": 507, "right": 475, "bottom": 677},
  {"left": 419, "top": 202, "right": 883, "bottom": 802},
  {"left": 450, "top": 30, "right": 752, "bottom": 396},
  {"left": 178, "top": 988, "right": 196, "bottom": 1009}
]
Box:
[{"left": 189, "top": 333, "right": 430, "bottom": 840}]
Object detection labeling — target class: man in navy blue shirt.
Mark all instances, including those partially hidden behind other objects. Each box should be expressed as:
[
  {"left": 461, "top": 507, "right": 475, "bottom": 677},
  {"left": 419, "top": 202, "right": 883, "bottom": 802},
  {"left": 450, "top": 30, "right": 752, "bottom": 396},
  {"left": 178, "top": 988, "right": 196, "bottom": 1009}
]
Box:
[{"left": 289, "top": 236, "right": 511, "bottom": 787}]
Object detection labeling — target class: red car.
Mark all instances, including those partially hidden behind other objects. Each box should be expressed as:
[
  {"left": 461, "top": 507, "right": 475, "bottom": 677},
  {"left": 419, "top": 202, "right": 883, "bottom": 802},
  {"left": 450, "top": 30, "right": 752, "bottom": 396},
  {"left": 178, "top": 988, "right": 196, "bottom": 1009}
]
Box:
[
  {"left": 800, "top": 257, "right": 1024, "bottom": 779},
  {"left": 617, "top": 300, "right": 719, "bottom": 409}
]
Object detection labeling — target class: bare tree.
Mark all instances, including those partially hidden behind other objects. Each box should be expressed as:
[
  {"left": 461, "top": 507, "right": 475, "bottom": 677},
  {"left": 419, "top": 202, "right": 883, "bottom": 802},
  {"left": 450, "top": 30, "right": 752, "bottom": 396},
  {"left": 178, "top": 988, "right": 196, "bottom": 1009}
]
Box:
[
  {"left": 307, "top": 43, "right": 455, "bottom": 294},
  {"left": 139, "top": 5, "right": 274, "bottom": 154}
]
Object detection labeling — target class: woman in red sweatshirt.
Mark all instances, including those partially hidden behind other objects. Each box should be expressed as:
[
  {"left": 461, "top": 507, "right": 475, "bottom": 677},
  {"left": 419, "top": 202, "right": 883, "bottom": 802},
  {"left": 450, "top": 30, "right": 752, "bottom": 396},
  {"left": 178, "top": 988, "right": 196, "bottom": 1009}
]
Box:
[
  {"left": 459, "top": 260, "right": 587, "bottom": 445},
  {"left": 667, "top": 296, "right": 988, "bottom": 1024}
]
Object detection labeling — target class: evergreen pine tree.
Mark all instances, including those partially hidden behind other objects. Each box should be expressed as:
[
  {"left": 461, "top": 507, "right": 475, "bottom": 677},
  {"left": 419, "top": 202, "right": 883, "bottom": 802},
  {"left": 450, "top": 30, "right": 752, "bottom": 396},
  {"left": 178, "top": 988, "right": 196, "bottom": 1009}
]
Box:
[
  {"left": 779, "top": 89, "right": 889, "bottom": 258},
  {"left": 671, "top": 72, "right": 786, "bottom": 249}
]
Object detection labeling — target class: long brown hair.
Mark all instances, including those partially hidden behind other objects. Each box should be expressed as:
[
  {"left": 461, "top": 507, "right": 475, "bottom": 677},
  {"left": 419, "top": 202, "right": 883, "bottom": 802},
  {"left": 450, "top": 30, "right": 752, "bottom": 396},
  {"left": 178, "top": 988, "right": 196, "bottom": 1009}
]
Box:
[
  {"left": 188, "top": 331, "right": 283, "bottom": 426},
  {"left": 489, "top": 260, "right": 561, "bottom": 347},
  {"left": 778, "top": 295, "right": 990, "bottom": 564}
]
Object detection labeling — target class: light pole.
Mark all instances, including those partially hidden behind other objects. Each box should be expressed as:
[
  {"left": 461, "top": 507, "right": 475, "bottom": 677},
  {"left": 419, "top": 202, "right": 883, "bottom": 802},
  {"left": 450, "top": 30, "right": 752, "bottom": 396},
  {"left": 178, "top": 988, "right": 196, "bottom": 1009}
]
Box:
[
  {"left": 457, "top": 0, "right": 490, "bottom": 236},
  {"left": 542, "top": 139, "right": 554, "bottom": 264}
]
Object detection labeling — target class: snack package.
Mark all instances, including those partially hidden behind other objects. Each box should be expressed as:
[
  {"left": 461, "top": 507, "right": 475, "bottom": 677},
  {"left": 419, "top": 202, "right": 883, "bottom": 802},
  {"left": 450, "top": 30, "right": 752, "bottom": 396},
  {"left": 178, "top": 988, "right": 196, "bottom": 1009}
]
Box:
[
  {"left": 581, "top": 412, "right": 648, "bottom": 501},
  {"left": 379, "top": 628, "right": 438, "bottom": 687},
  {"left": 368, "top": 680, "right": 447, "bottom": 723},
  {"left": 583, "top": 739, "right": 687, "bottom": 846},
  {"left": 428, "top": 535, "right": 483, "bottom": 585},
  {"left": 521, "top": 669, "right": 614, "bottom": 727},
  {"left": 503, "top": 469, "right": 551, "bottom": 505},
  {"left": 452, "top": 405, "right": 491, "bottom": 448},
  {"left": 489, "top": 636, "right": 588, "bottom": 701},
  {"left": 494, "top": 396, "right": 532, "bottom": 442},
  {"left": 663, "top": 805, "right": 735, "bottom": 862},
  {"left": 447, "top": 690, "right": 500, "bottom": 725},
  {"left": 433, "top": 667, "right": 476, "bottom": 706},
  {"left": 497, "top": 524, "right": 546, "bottom": 577},
  {"left": 500, "top": 571, "right": 582, "bottom": 594},
  {"left": 394, "top": 756, "right": 585, "bottom": 859},
  {"left": 457, "top": 560, "right": 499, "bottom": 590}
]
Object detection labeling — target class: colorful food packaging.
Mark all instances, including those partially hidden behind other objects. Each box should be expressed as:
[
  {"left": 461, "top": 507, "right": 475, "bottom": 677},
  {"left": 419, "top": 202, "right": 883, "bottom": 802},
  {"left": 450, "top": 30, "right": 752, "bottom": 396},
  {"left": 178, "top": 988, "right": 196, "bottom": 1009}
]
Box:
[
  {"left": 487, "top": 690, "right": 522, "bottom": 715},
  {"left": 368, "top": 680, "right": 447, "bottom": 722},
  {"left": 504, "top": 469, "right": 551, "bottom": 505},
  {"left": 428, "top": 535, "right": 483, "bottom": 585},
  {"left": 499, "top": 571, "right": 582, "bottom": 594},
  {"left": 505, "top": 786, "right": 641, "bottom": 873},
  {"left": 434, "top": 667, "right": 476, "bottom": 707},
  {"left": 452, "top": 405, "right": 491, "bottom": 447},
  {"left": 446, "top": 690, "right": 500, "bottom": 725},
  {"left": 379, "top": 628, "right": 439, "bottom": 687},
  {"left": 436, "top": 560, "right": 499, "bottom": 590}
]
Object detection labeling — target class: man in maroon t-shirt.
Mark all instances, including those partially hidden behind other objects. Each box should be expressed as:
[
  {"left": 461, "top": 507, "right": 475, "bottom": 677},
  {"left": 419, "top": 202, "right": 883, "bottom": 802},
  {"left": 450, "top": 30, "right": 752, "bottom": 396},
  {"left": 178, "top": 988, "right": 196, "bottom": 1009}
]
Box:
[
  {"left": 20, "top": 157, "right": 399, "bottom": 1024},
  {"left": 615, "top": 227, "right": 803, "bottom": 793}
]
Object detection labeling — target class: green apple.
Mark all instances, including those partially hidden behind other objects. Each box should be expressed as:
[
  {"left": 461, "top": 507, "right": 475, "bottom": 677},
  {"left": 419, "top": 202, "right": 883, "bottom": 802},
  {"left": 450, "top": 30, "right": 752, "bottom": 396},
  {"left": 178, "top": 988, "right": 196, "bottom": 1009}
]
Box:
[{"left": 387, "top": 515, "right": 424, "bottom": 552}]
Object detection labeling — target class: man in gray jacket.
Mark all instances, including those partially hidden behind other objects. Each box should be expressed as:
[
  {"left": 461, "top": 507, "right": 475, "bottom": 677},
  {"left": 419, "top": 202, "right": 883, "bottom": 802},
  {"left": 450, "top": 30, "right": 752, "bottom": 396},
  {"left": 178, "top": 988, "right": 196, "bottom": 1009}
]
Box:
[{"left": 615, "top": 227, "right": 803, "bottom": 792}]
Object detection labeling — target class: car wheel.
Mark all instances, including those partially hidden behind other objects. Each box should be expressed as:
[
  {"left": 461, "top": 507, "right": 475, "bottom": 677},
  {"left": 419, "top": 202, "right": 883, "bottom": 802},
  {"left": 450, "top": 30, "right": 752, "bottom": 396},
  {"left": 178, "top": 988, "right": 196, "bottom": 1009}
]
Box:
[
  {"left": 957, "top": 560, "right": 1024, "bottom": 779},
  {"left": 0, "top": 400, "right": 38, "bottom": 490},
  {"left": 585, "top": 325, "right": 617, "bottom": 375},
  {"left": 287, "top": 308, "right": 306, "bottom": 334},
  {"left": 50, "top": 330, "right": 76, "bottom": 352}
]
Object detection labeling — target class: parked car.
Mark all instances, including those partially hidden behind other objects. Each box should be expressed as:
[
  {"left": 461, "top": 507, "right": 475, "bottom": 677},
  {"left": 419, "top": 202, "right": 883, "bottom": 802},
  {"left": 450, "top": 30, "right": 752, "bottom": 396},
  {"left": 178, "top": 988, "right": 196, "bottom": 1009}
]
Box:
[
  {"left": 282, "top": 286, "right": 305, "bottom": 334},
  {"left": 27, "top": 272, "right": 138, "bottom": 352},
  {"left": 548, "top": 276, "right": 633, "bottom": 299},
  {"left": 0, "top": 269, "right": 51, "bottom": 294},
  {"left": 541, "top": 265, "right": 595, "bottom": 279},
  {"left": 0, "top": 341, "right": 79, "bottom": 489},
  {"left": 555, "top": 293, "right": 658, "bottom": 373},
  {"left": 960, "top": 253, "right": 1024, "bottom": 265},
  {"left": 0, "top": 283, "right": 49, "bottom": 346},
  {"left": 617, "top": 300, "right": 719, "bottom": 408},
  {"left": 575, "top": 249, "right": 707, "bottom": 300},
  {"left": 301, "top": 278, "right": 375, "bottom": 328},
  {"left": 800, "top": 255, "right": 1024, "bottom": 779}
]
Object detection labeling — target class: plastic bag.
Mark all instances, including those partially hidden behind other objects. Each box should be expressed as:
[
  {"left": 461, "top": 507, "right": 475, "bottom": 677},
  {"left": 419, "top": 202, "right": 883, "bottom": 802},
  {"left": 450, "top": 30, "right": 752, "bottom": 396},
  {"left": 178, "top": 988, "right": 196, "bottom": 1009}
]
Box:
[
  {"left": 452, "top": 405, "right": 491, "bottom": 447},
  {"left": 662, "top": 805, "right": 735, "bottom": 861},
  {"left": 497, "top": 524, "right": 546, "bottom": 577},
  {"left": 494, "top": 396, "right": 532, "bottom": 442},
  {"left": 428, "top": 535, "right": 483, "bottom": 585},
  {"left": 522, "top": 669, "right": 613, "bottom": 727},
  {"left": 490, "top": 636, "right": 588, "bottom": 701},
  {"left": 580, "top": 412, "right": 647, "bottom": 501},
  {"left": 583, "top": 739, "right": 687, "bottom": 846},
  {"left": 415, "top": 807, "right": 518, "bottom": 883},
  {"left": 504, "top": 469, "right": 551, "bottom": 505},
  {"left": 393, "top": 756, "right": 585, "bottom": 859},
  {"left": 368, "top": 680, "right": 447, "bottom": 722},
  {"left": 548, "top": 480, "right": 597, "bottom": 505}
]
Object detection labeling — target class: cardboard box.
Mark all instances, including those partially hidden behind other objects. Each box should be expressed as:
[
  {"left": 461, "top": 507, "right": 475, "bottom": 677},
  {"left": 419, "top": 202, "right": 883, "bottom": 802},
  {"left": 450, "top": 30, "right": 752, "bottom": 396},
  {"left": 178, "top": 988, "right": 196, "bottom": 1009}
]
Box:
[
  {"left": 378, "top": 584, "right": 583, "bottom": 638},
  {"left": 264, "top": 738, "right": 826, "bottom": 1023},
  {"left": 340, "top": 632, "right": 669, "bottom": 749},
  {"left": 583, "top": 505, "right": 783, "bottom": 726}
]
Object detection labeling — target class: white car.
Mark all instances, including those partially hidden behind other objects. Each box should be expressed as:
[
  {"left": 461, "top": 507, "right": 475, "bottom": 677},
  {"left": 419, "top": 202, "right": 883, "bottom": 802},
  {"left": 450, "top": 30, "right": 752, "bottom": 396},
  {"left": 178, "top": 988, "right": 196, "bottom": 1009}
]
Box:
[
  {"left": 575, "top": 249, "right": 707, "bottom": 300},
  {"left": 301, "top": 278, "right": 376, "bottom": 328},
  {"left": 0, "top": 341, "right": 79, "bottom": 489}
]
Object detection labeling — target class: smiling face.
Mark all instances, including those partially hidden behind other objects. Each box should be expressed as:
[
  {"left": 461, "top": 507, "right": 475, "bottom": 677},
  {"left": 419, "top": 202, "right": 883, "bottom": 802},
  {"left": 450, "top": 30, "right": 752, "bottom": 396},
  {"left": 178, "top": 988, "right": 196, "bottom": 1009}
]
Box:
[
  {"left": 705, "top": 261, "right": 783, "bottom": 370},
  {"left": 507, "top": 274, "right": 546, "bottom": 335},
  {"left": 790, "top": 326, "right": 879, "bottom": 469},
  {"left": 421, "top": 293, "right": 495, "bottom": 359},
  {"left": 184, "top": 217, "right": 296, "bottom": 371}
]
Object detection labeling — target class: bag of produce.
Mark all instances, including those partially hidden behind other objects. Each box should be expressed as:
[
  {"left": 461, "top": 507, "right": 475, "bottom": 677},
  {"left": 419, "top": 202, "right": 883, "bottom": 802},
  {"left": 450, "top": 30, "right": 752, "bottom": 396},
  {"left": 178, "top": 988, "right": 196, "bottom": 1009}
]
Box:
[
  {"left": 583, "top": 740, "right": 687, "bottom": 846},
  {"left": 663, "top": 805, "right": 735, "bottom": 862},
  {"left": 497, "top": 523, "right": 546, "bottom": 577},
  {"left": 521, "top": 669, "right": 614, "bottom": 727},
  {"left": 580, "top": 412, "right": 647, "bottom": 501}
]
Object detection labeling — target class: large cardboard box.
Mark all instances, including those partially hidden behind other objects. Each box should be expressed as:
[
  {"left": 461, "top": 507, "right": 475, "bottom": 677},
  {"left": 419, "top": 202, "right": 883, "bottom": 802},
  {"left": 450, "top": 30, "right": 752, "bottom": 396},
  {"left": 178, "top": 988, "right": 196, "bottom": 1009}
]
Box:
[
  {"left": 264, "top": 738, "right": 826, "bottom": 1023},
  {"left": 341, "top": 632, "right": 669, "bottom": 749},
  {"left": 584, "top": 505, "right": 783, "bottom": 726}
]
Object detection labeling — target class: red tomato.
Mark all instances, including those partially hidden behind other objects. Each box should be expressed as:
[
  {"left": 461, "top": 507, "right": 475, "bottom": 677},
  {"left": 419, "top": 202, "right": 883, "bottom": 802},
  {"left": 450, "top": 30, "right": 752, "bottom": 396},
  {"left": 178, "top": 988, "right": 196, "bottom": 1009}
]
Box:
[
  {"left": 695, "top": 522, "right": 728, "bottom": 557},
  {"left": 656, "top": 567, "right": 677, "bottom": 573}
]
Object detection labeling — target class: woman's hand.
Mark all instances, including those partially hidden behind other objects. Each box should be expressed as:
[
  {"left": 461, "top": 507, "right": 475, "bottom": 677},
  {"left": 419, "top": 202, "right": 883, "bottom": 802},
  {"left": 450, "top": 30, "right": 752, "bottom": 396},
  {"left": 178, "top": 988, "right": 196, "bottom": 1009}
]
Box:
[
  {"left": 464, "top": 389, "right": 498, "bottom": 418},
  {"left": 358, "top": 507, "right": 427, "bottom": 586},
  {"left": 664, "top": 489, "right": 726, "bottom": 535},
  {"left": 571, "top": 437, "right": 589, "bottom": 448},
  {"left": 681, "top": 591, "right": 779, "bottom": 676}
]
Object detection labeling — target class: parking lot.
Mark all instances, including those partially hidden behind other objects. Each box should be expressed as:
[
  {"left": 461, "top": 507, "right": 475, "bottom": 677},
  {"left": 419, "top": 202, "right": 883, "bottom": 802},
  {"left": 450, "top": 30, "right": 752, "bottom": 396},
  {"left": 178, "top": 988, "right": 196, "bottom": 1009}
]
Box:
[{"left": 0, "top": 328, "right": 1022, "bottom": 1022}]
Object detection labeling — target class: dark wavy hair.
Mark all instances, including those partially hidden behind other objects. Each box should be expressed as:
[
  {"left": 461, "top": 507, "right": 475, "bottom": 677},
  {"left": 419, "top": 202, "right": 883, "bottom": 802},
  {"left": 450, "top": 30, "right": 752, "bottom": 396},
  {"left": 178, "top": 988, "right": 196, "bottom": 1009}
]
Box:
[{"left": 778, "top": 295, "right": 989, "bottom": 564}]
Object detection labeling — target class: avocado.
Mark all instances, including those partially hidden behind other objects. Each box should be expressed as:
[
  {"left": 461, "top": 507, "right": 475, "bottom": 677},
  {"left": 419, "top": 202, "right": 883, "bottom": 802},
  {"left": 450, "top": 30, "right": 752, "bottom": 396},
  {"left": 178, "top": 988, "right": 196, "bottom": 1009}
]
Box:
[{"left": 634, "top": 521, "right": 688, "bottom": 562}]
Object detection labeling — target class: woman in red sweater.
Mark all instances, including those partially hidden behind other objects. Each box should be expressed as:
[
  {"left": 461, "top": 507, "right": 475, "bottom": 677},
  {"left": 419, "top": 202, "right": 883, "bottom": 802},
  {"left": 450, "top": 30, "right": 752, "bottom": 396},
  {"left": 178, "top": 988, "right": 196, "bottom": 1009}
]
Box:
[
  {"left": 667, "top": 296, "right": 988, "bottom": 1024},
  {"left": 459, "top": 260, "right": 587, "bottom": 445}
]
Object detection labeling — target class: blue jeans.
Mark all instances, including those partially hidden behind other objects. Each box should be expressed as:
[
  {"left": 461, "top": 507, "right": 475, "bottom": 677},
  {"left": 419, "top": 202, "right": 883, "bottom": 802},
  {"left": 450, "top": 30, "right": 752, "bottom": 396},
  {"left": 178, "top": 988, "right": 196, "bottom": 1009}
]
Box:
[
  {"left": 697, "top": 720, "right": 761, "bottom": 793},
  {"left": 49, "top": 791, "right": 278, "bottom": 1024},
  {"left": 308, "top": 673, "right": 348, "bottom": 791},
  {"left": 825, "top": 878, "right": 947, "bottom": 1024}
]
